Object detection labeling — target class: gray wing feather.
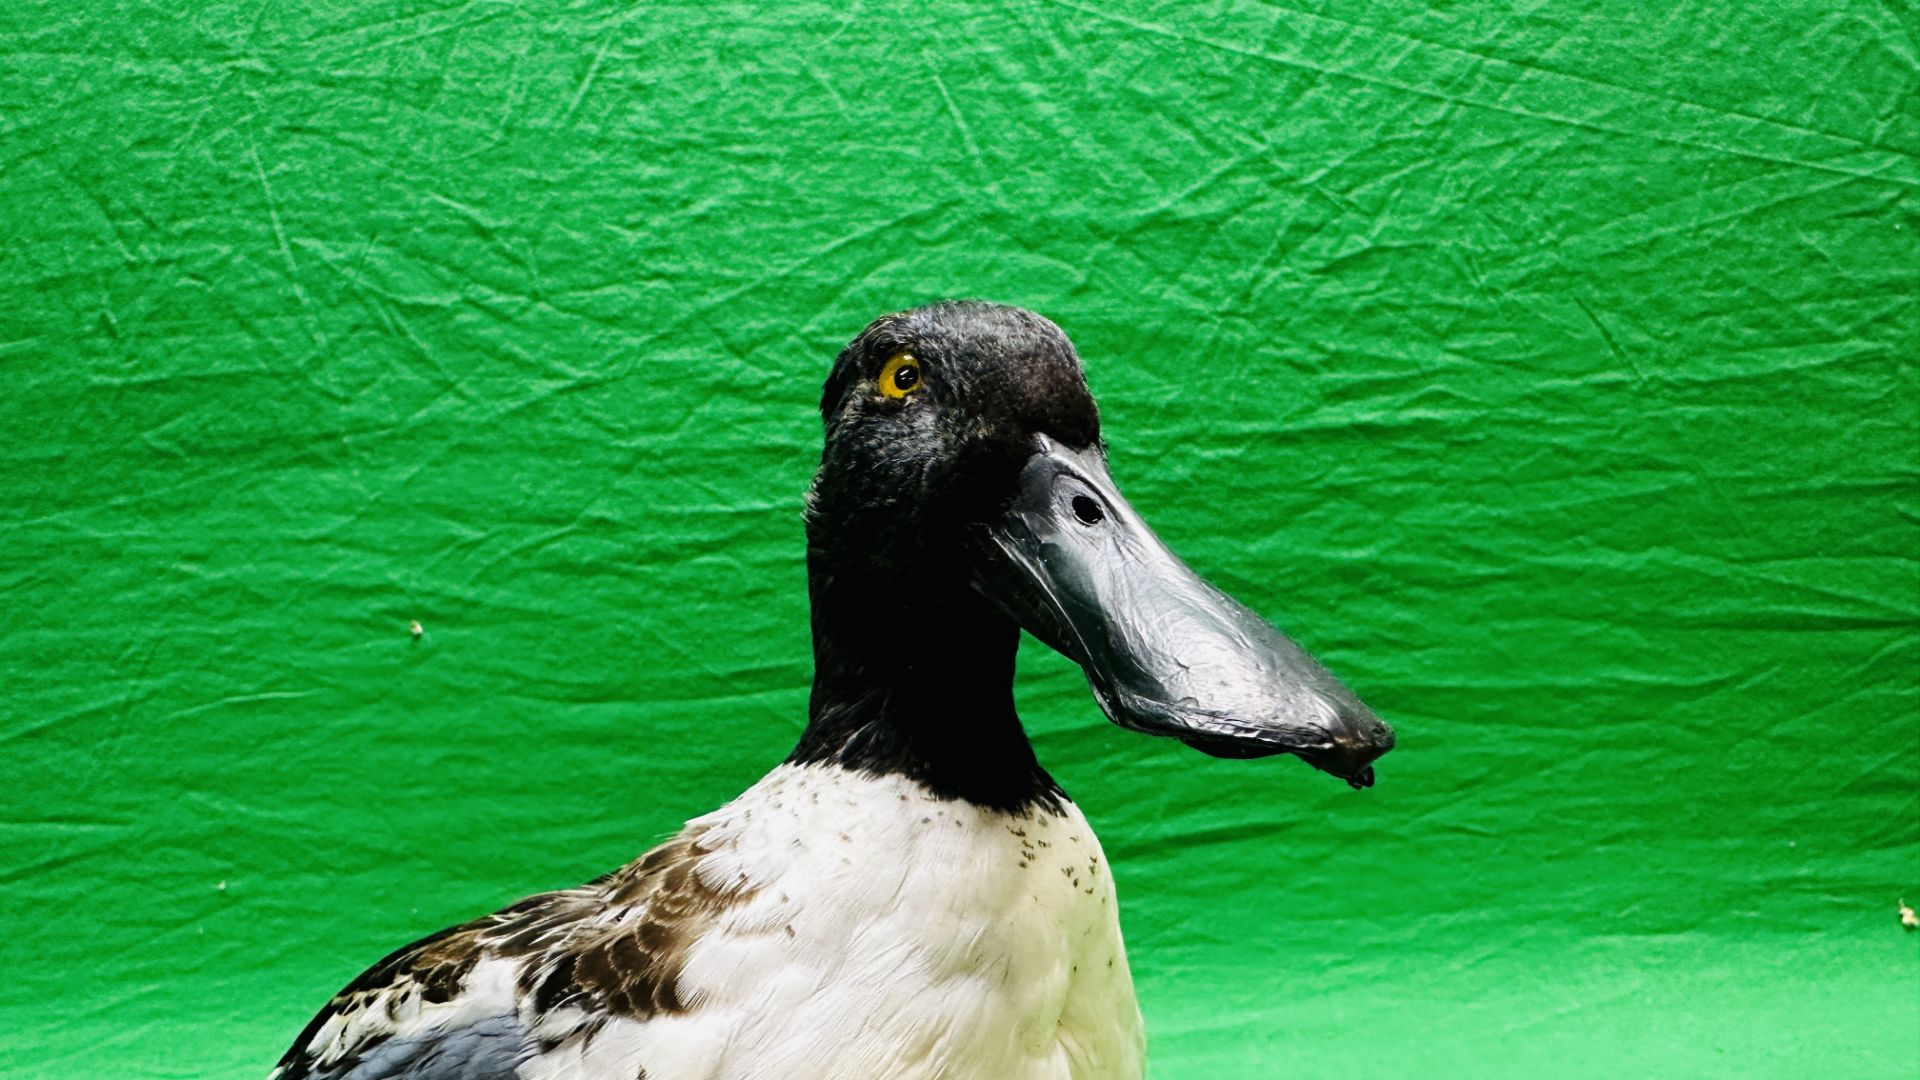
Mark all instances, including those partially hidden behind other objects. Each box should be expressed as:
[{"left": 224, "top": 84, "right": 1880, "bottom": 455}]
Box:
[
  {"left": 272, "top": 917, "right": 531, "bottom": 1080},
  {"left": 303, "top": 1014, "right": 533, "bottom": 1080}
]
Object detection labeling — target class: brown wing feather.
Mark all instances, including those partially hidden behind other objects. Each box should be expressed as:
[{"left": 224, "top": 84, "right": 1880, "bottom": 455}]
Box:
[{"left": 274, "top": 825, "right": 755, "bottom": 1079}]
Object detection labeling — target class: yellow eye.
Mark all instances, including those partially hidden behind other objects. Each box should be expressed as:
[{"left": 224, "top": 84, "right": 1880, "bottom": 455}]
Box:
[{"left": 879, "top": 353, "right": 923, "bottom": 400}]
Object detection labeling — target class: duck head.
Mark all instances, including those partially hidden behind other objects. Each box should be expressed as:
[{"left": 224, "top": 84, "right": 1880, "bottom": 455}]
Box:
[{"left": 803, "top": 301, "right": 1393, "bottom": 793}]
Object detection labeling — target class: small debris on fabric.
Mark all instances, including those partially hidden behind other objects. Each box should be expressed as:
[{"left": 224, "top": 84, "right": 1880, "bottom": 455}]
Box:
[
  {"left": 1900, "top": 900, "right": 1917, "bottom": 930},
  {"left": 216, "top": 881, "right": 227, "bottom": 892},
  {"left": 409, "top": 620, "right": 425, "bottom": 639}
]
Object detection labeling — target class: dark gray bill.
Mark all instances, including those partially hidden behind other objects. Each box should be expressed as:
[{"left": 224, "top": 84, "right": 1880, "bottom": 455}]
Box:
[{"left": 973, "top": 437, "right": 1395, "bottom": 788}]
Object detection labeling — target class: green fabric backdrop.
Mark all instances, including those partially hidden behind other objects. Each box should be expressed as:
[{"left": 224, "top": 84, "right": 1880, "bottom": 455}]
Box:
[{"left": 3, "top": 1, "right": 1915, "bottom": 1077}]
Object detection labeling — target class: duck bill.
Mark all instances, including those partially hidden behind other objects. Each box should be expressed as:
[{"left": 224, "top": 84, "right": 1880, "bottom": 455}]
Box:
[{"left": 973, "top": 438, "right": 1395, "bottom": 789}]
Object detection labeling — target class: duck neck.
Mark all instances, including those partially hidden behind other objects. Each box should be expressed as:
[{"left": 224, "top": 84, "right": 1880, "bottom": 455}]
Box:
[{"left": 789, "top": 570, "right": 1063, "bottom": 813}]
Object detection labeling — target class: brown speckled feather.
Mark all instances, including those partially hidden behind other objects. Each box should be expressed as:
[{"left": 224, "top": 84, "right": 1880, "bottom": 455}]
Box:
[{"left": 273, "top": 826, "right": 749, "bottom": 1080}]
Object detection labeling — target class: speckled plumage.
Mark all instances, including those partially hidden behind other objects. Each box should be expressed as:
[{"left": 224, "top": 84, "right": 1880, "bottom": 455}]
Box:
[{"left": 274, "top": 765, "right": 1141, "bottom": 1080}]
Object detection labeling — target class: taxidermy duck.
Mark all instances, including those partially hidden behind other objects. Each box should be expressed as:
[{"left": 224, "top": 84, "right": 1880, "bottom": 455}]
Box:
[{"left": 274, "top": 301, "right": 1395, "bottom": 1080}]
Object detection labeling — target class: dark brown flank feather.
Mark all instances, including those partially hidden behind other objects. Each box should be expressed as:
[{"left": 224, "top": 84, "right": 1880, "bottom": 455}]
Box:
[{"left": 275, "top": 827, "right": 753, "bottom": 1079}]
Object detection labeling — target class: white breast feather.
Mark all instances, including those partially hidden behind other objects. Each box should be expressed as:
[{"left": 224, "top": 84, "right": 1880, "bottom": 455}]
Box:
[{"left": 520, "top": 763, "right": 1144, "bottom": 1080}]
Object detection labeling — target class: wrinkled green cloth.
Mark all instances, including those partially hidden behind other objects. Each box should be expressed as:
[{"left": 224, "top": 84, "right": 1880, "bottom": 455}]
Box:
[{"left": 1, "top": 1, "right": 1914, "bottom": 1077}]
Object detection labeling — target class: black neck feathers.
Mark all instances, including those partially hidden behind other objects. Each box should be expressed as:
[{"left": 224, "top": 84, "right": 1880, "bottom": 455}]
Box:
[{"left": 787, "top": 570, "right": 1063, "bottom": 813}]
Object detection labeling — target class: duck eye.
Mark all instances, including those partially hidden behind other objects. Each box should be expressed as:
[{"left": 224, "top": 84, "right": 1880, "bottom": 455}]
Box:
[
  {"left": 879, "top": 353, "right": 923, "bottom": 400},
  {"left": 1071, "top": 494, "right": 1105, "bottom": 526}
]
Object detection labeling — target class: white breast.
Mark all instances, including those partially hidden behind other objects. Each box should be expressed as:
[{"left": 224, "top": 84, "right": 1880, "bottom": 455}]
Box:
[{"left": 525, "top": 763, "right": 1144, "bottom": 1080}]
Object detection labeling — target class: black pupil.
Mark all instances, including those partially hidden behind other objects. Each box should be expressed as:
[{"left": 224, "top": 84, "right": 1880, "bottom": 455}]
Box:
[
  {"left": 893, "top": 363, "right": 919, "bottom": 391},
  {"left": 1071, "top": 494, "right": 1104, "bottom": 525}
]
